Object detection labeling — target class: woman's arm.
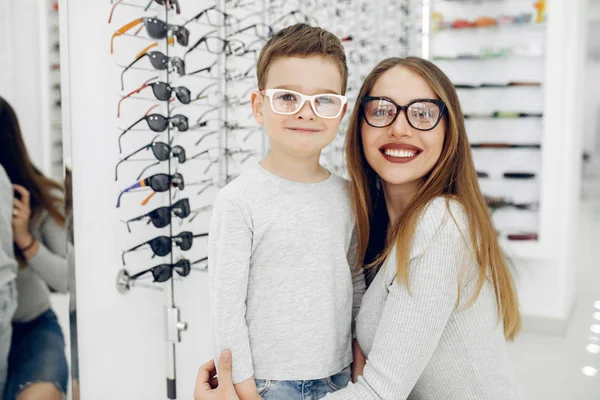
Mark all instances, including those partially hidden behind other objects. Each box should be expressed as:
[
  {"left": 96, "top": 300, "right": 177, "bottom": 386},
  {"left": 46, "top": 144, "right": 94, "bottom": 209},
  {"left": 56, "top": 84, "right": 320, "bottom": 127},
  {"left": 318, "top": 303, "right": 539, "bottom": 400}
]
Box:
[{"left": 325, "top": 202, "right": 468, "bottom": 399}]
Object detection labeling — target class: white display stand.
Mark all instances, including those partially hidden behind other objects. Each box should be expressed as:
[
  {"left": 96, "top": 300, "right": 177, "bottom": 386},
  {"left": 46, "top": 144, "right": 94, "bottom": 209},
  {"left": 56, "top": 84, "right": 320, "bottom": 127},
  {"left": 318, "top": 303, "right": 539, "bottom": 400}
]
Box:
[{"left": 427, "top": 0, "right": 587, "bottom": 332}]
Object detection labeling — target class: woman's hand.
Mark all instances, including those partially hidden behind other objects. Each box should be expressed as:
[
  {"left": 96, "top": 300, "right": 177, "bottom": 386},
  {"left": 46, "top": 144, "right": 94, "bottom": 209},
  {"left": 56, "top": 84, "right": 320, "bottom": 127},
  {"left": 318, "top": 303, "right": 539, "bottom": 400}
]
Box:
[
  {"left": 12, "top": 184, "right": 33, "bottom": 247},
  {"left": 194, "top": 350, "right": 240, "bottom": 400}
]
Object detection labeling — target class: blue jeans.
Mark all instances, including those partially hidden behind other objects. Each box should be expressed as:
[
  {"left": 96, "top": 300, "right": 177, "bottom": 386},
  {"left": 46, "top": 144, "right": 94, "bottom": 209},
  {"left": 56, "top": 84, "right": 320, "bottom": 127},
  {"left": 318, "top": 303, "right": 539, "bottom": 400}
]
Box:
[
  {"left": 255, "top": 365, "right": 351, "bottom": 400},
  {"left": 4, "top": 309, "right": 68, "bottom": 400},
  {"left": 0, "top": 282, "right": 17, "bottom": 400}
]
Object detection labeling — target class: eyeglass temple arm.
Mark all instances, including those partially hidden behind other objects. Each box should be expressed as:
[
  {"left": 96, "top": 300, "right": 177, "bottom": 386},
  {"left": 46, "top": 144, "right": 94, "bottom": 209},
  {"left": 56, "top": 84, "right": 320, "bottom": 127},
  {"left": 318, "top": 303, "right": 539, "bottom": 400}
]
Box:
[
  {"left": 136, "top": 161, "right": 161, "bottom": 180},
  {"left": 141, "top": 191, "right": 158, "bottom": 206},
  {"left": 117, "top": 76, "right": 158, "bottom": 117},
  {"left": 111, "top": 18, "right": 143, "bottom": 54},
  {"left": 116, "top": 180, "right": 143, "bottom": 208},
  {"left": 192, "top": 256, "right": 208, "bottom": 266},
  {"left": 121, "top": 240, "right": 149, "bottom": 265},
  {"left": 118, "top": 116, "right": 145, "bottom": 153},
  {"left": 115, "top": 144, "right": 152, "bottom": 180},
  {"left": 121, "top": 53, "right": 148, "bottom": 91},
  {"left": 108, "top": 0, "right": 125, "bottom": 24}
]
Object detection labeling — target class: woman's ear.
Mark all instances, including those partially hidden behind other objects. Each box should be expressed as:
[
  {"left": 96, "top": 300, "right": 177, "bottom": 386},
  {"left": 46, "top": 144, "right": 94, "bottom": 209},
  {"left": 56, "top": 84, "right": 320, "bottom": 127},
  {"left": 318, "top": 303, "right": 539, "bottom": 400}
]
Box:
[{"left": 250, "top": 90, "right": 264, "bottom": 125}]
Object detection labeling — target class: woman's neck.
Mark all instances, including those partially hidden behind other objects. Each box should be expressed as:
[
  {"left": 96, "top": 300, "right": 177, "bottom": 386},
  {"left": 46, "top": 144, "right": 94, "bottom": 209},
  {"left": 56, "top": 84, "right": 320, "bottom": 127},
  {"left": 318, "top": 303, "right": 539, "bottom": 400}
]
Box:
[{"left": 382, "top": 180, "right": 420, "bottom": 228}]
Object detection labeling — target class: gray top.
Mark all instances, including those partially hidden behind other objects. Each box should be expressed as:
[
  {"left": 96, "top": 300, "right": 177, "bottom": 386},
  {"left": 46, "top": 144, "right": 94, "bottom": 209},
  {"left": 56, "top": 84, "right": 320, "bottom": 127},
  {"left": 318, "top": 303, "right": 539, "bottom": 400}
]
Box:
[
  {"left": 13, "top": 191, "right": 68, "bottom": 322},
  {"left": 0, "top": 165, "right": 17, "bottom": 288},
  {"left": 325, "top": 197, "right": 522, "bottom": 400},
  {"left": 209, "top": 164, "right": 365, "bottom": 384}
]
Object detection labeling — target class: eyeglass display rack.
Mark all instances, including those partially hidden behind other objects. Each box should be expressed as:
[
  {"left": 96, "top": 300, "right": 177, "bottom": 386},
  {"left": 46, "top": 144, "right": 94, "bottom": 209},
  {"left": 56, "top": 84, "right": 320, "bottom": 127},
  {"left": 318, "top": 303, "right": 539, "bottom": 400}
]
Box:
[
  {"left": 40, "top": 0, "right": 64, "bottom": 181},
  {"left": 426, "top": 0, "right": 548, "bottom": 258}
]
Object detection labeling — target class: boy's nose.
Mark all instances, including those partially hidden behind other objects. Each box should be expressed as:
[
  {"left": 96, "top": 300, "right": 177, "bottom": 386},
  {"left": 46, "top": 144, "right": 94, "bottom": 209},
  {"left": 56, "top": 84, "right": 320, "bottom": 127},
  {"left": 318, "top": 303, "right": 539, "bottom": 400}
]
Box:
[{"left": 295, "top": 100, "right": 316, "bottom": 120}]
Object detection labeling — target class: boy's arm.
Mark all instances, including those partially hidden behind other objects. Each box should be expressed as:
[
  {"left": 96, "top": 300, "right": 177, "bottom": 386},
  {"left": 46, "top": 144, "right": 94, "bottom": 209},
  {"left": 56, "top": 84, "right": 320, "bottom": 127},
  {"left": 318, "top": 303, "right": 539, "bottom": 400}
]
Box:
[{"left": 209, "top": 194, "right": 257, "bottom": 388}]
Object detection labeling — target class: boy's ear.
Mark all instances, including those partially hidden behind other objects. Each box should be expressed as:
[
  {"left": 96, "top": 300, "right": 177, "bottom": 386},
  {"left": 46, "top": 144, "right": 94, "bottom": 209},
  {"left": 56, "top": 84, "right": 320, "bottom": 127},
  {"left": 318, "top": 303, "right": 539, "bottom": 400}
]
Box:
[{"left": 250, "top": 90, "right": 265, "bottom": 125}]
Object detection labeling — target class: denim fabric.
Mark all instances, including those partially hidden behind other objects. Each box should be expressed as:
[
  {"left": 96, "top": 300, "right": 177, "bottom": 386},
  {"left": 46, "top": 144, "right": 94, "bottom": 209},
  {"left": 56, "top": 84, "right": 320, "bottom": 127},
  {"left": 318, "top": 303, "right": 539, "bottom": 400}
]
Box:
[
  {"left": 4, "top": 309, "right": 68, "bottom": 400},
  {"left": 0, "top": 282, "right": 17, "bottom": 400},
  {"left": 255, "top": 365, "right": 351, "bottom": 400}
]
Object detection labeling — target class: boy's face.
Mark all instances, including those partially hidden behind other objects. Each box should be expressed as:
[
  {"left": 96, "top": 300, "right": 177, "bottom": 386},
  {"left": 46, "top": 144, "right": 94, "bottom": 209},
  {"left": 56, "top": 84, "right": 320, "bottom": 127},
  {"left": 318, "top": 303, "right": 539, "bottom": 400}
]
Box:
[{"left": 251, "top": 56, "right": 346, "bottom": 159}]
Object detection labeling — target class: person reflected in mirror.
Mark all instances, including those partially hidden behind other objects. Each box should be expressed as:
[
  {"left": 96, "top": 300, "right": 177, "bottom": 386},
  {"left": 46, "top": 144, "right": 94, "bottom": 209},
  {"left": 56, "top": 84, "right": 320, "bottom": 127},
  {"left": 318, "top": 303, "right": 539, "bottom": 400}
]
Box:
[
  {"left": 0, "top": 97, "right": 68, "bottom": 400},
  {"left": 195, "top": 57, "right": 523, "bottom": 399},
  {"left": 0, "top": 163, "right": 18, "bottom": 400}
]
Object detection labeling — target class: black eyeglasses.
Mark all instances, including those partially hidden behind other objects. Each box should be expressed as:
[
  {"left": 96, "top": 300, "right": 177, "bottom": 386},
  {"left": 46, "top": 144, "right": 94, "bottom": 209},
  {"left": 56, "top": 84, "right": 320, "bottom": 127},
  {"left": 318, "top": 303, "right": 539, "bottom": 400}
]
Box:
[
  {"left": 111, "top": 17, "right": 189, "bottom": 54},
  {"left": 183, "top": 5, "right": 234, "bottom": 27},
  {"left": 124, "top": 199, "right": 213, "bottom": 232},
  {"left": 115, "top": 136, "right": 186, "bottom": 180},
  {"left": 118, "top": 77, "right": 191, "bottom": 117},
  {"left": 118, "top": 113, "right": 188, "bottom": 152},
  {"left": 229, "top": 23, "right": 274, "bottom": 41},
  {"left": 185, "top": 35, "right": 247, "bottom": 58},
  {"left": 121, "top": 51, "right": 185, "bottom": 90},
  {"left": 361, "top": 97, "right": 446, "bottom": 131},
  {"left": 129, "top": 257, "right": 208, "bottom": 283},
  {"left": 122, "top": 232, "right": 208, "bottom": 265},
  {"left": 117, "top": 173, "right": 184, "bottom": 208}
]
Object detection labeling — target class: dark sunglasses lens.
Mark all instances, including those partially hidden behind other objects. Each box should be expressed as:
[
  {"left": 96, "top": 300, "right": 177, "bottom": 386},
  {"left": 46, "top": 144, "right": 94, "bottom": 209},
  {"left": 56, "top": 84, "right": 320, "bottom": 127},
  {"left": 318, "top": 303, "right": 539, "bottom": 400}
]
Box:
[
  {"left": 171, "top": 115, "right": 189, "bottom": 131},
  {"left": 148, "top": 52, "right": 169, "bottom": 70},
  {"left": 143, "top": 18, "right": 168, "bottom": 40},
  {"left": 152, "top": 264, "right": 173, "bottom": 282},
  {"left": 149, "top": 174, "right": 171, "bottom": 191},
  {"left": 149, "top": 207, "right": 171, "bottom": 228},
  {"left": 172, "top": 174, "right": 184, "bottom": 190},
  {"left": 147, "top": 114, "right": 168, "bottom": 132},
  {"left": 174, "top": 260, "right": 191, "bottom": 277},
  {"left": 151, "top": 82, "right": 172, "bottom": 101},
  {"left": 172, "top": 58, "right": 185, "bottom": 75},
  {"left": 149, "top": 236, "right": 172, "bottom": 256},
  {"left": 151, "top": 142, "right": 171, "bottom": 161},
  {"left": 175, "top": 87, "right": 191, "bottom": 104},
  {"left": 172, "top": 198, "right": 190, "bottom": 218},
  {"left": 173, "top": 146, "right": 186, "bottom": 163},
  {"left": 175, "top": 27, "right": 190, "bottom": 46},
  {"left": 177, "top": 232, "right": 193, "bottom": 251}
]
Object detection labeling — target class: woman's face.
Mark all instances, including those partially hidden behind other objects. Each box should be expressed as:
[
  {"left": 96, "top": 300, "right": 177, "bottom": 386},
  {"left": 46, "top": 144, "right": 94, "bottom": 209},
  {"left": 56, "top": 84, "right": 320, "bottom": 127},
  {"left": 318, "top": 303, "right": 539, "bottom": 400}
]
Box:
[{"left": 361, "top": 66, "right": 446, "bottom": 190}]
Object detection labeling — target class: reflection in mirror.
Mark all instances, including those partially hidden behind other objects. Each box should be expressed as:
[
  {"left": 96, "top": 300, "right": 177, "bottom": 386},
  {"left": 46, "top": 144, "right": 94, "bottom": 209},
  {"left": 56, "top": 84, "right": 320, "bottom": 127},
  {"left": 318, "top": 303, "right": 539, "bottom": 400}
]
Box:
[{"left": 0, "top": 1, "right": 73, "bottom": 399}]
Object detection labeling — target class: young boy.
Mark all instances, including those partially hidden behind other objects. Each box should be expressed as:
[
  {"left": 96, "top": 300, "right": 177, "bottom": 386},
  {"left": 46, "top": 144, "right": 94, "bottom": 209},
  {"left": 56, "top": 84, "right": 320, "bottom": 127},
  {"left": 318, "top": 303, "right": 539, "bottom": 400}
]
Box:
[{"left": 208, "top": 23, "right": 365, "bottom": 400}]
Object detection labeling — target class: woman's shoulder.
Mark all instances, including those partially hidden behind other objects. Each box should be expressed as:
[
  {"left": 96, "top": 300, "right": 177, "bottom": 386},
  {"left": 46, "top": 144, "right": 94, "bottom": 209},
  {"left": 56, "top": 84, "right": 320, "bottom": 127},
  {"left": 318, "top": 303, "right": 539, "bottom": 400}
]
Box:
[{"left": 411, "top": 196, "right": 469, "bottom": 258}]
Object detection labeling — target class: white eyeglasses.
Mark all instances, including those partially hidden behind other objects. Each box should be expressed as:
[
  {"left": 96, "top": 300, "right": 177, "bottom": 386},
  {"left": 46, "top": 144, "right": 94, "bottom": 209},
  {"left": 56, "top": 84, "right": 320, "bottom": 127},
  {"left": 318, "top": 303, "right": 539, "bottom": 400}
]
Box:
[{"left": 260, "top": 89, "right": 347, "bottom": 119}]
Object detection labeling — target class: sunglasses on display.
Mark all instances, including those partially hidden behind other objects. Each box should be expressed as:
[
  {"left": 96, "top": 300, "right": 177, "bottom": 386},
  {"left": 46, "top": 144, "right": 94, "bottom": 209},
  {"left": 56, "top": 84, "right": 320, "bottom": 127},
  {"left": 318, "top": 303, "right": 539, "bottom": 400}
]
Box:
[
  {"left": 261, "top": 89, "right": 347, "bottom": 119},
  {"left": 108, "top": 0, "right": 180, "bottom": 24},
  {"left": 484, "top": 196, "right": 539, "bottom": 211},
  {"left": 111, "top": 17, "right": 189, "bottom": 54},
  {"left": 477, "top": 171, "right": 537, "bottom": 179},
  {"left": 470, "top": 143, "right": 541, "bottom": 149},
  {"left": 121, "top": 43, "right": 185, "bottom": 90},
  {"left": 506, "top": 233, "right": 538, "bottom": 241},
  {"left": 117, "top": 173, "right": 184, "bottom": 208},
  {"left": 361, "top": 97, "right": 446, "bottom": 130},
  {"left": 121, "top": 231, "right": 208, "bottom": 265},
  {"left": 464, "top": 111, "right": 543, "bottom": 119},
  {"left": 129, "top": 257, "right": 208, "bottom": 283},
  {"left": 118, "top": 77, "right": 192, "bottom": 117},
  {"left": 115, "top": 136, "right": 185, "bottom": 180},
  {"left": 124, "top": 198, "right": 213, "bottom": 233},
  {"left": 118, "top": 110, "right": 188, "bottom": 152}
]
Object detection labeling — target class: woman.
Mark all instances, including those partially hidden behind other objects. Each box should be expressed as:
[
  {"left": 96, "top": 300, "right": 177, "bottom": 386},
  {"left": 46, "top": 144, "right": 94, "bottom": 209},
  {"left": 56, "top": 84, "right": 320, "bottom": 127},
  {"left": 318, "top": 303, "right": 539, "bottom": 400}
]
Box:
[
  {"left": 195, "top": 57, "right": 522, "bottom": 399},
  {"left": 0, "top": 97, "right": 69, "bottom": 400}
]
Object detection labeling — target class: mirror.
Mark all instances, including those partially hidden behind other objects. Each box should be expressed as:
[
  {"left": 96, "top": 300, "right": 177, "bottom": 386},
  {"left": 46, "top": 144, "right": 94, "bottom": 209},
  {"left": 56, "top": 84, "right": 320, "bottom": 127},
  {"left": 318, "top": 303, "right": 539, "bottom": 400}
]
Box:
[{"left": 0, "top": 0, "right": 75, "bottom": 399}]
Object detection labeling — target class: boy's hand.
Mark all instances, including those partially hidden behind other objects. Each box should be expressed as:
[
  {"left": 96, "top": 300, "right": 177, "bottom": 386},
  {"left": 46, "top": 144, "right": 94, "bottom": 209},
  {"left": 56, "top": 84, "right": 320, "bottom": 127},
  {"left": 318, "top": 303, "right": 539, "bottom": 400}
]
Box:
[
  {"left": 194, "top": 350, "right": 240, "bottom": 400},
  {"left": 351, "top": 339, "right": 366, "bottom": 383}
]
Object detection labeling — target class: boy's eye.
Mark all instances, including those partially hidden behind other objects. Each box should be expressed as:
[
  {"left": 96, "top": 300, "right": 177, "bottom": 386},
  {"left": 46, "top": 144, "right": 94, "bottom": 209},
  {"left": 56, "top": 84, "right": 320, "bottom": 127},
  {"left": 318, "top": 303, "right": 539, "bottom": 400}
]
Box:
[{"left": 275, "top": 92, "right": 298, "bottom": 102}]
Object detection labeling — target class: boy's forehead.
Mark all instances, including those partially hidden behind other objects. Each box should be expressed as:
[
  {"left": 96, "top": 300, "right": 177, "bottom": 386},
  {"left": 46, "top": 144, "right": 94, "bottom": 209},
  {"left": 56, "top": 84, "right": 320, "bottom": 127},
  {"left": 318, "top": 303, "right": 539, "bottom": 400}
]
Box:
[{"left": 264, "top": 56, "right": 343, "bottom": 94}]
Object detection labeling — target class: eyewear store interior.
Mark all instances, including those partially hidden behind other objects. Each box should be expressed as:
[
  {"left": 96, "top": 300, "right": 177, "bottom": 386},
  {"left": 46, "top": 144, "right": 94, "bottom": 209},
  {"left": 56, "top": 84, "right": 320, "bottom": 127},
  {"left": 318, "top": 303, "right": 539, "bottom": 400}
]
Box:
[{"left": 0, "top": 0, "right": 599, "bottom": 399}]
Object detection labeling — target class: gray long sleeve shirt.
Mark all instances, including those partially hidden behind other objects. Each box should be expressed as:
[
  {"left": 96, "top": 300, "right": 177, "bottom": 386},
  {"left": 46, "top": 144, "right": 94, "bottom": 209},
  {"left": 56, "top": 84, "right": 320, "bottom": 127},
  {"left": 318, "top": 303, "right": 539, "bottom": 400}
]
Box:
[
  {"left": 0, "top": 166, "right": 17, "bottom": 288},
  {"left": 13, "top": 191, "right": 68, "bottom": 322},
  {"left": 209, "top": 164, "right": 365, "bottom": 384},
  {"left": 325, "top": 197, "right": 522, "bottom": 400}
]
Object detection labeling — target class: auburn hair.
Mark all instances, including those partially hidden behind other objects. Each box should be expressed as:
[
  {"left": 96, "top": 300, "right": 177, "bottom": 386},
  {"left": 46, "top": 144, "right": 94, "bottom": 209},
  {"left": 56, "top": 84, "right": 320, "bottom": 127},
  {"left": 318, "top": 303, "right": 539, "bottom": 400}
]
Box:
[
  {"left": 0, "top": 97, "right": 65, "bottom": 263},
  {"left": 345, "top": 57, "right": 521, "bottom": 340},
  {"left": 256, "top": 23, "right": 348, "bottom": 94}
]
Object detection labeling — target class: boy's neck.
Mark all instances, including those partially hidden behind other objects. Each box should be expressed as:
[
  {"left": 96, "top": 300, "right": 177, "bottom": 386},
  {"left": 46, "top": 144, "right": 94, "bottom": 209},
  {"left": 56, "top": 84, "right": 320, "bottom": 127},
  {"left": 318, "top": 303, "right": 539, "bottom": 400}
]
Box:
[{"left": 260, "top": 150, "right": 330, "bottom": 184}]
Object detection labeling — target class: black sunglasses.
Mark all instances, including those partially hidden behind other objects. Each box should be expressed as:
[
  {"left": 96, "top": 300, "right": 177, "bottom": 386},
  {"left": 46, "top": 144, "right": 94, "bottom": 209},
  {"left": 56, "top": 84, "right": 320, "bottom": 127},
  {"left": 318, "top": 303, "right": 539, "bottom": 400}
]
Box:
[
  {"left": 115, "top": 137, "right": 186, "bottom": 180},
  {"left": 124, "top": 199, "right": 213, "bottom": 233},
  {"left": 145, "top": 0, "right": 180, "bottom": 13},
  {"left": 118, "top": 78, "right": 192, "bottom": 117},
  {"left": 118, "top": 113, "right": 188, "bottom": 152},
  {"left": 122, "top": 232, "right": 208, "bottom": 265},
  {"left": 116, "top": 173, "right": 184, "bottom": 208},
  {"left": 361, "top": 97, "right": 446, "bottom": 131},
  {"left": 129, "top": 257, "right": 208, "bottom": 283},
  {"left": 121, "top": 52, "right": 185, "bottom": 90},
  {"left": 111, "top": 18, "right": 189, "bottom": 54}
]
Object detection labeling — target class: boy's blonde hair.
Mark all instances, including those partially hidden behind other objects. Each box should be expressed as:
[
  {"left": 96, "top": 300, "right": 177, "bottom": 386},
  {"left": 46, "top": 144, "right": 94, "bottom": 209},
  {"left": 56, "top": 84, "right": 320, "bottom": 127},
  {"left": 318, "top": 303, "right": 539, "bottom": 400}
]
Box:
[{"left": 256, "top": 23, "right": 348, "bottom": 94}]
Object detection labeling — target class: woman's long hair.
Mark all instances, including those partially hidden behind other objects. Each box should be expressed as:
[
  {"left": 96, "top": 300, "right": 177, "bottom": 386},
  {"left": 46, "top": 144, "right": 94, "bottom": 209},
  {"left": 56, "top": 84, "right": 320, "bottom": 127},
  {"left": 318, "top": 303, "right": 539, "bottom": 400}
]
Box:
[
  {"left": 345, "top": 57, "right": 521, "bottom": 340},
  {"left": 0, "top": 97, "right": 65, "bottom": 261}
]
